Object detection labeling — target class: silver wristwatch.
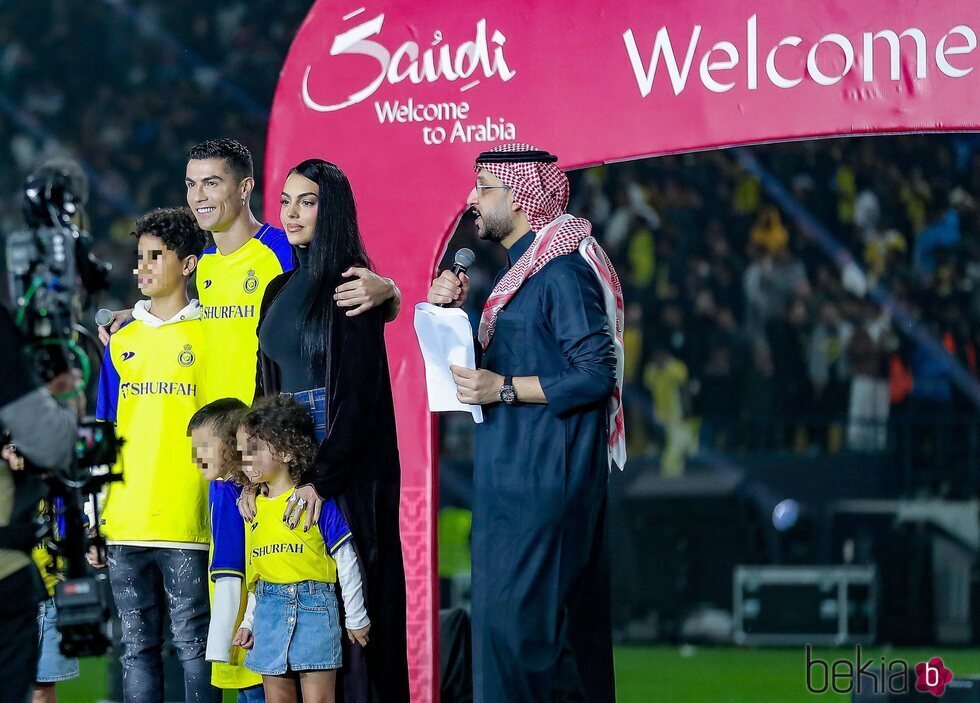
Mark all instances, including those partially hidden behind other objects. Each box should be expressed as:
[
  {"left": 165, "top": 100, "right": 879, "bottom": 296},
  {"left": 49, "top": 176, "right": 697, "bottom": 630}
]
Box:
[{"left": 499, "top": 376, "right": 517, "bottom": 405}]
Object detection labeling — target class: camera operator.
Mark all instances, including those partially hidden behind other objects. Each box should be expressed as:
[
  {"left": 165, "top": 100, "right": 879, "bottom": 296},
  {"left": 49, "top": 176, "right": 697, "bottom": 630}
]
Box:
[
  {"left": 0, "top": 155, "right": 118, "bottom": 702},
  {"left": 0, "top": 303, "right": 81, "bottom": 703},
  {"left": 3, "top": 155, "right": 98, "bottom": 703}
]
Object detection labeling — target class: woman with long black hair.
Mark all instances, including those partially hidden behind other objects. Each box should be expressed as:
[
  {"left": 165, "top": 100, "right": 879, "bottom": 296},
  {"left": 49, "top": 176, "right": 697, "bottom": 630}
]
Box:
[{"left": 253, "top": 158, "right": 409, "bottom": 702}]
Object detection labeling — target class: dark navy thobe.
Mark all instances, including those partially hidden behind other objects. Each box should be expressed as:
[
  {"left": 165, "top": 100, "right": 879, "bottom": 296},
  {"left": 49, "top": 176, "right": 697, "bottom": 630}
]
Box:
[{"left": 471, "top": 232, "right": 618, "bottom": 703}]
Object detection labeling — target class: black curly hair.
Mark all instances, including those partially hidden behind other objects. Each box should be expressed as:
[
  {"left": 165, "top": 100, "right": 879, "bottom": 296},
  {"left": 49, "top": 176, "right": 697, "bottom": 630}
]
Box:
[
  {"left": 188, "top": 398, "right": 248, "bottom": 483},
  {"left": 187, "top": 138, "right": 253, "bottom": 183},
  {"left": 132, "top": 207, "right": 207, "bottom": 260},
  {"left": 238, "top": 396, "right": 316, "bottom": 485}
]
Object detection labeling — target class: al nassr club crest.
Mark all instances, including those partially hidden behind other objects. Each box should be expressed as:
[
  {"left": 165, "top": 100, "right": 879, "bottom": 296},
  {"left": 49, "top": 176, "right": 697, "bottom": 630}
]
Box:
[
  {"left": 178, "top": 344, "right": 196, "bottom": 367},
  {"left": 244, "top": 269, "right": 259, "bottom": 294}
]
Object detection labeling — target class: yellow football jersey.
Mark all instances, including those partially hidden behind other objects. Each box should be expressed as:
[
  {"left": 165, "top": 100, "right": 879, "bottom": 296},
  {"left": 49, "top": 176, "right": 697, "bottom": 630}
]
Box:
[
  {"left": 95, "top": 315, "right": 209, "bottom": 544},
  {"left": 245, "top": 488, "right": 352, "bottom": 588},
  {"left": 196, "top": 225, "right": 293, "bottom": 404},
  {"left": 32, "top": 543, "right": 59, "bottom": 597},
  {"left": 32, "top": 501, "right": 60, "bottom": 597}
]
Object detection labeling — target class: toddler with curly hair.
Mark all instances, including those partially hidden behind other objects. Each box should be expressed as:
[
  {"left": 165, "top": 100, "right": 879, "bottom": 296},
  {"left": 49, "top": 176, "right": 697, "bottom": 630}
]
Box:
[{"left": 233, "top": 396, "right": 368, "bottom": 703}]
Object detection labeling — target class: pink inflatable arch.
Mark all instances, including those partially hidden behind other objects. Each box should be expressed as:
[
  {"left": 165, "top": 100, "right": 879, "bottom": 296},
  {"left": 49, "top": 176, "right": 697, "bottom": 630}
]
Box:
[{"left": 266, "top": 1, "right": 980, "bottom": 698}]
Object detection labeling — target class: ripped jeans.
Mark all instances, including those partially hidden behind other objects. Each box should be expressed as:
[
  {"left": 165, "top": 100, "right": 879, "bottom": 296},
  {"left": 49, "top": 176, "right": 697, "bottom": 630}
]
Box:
[{"left": 107, "top": 545, "right": 218, "bottom": 703}]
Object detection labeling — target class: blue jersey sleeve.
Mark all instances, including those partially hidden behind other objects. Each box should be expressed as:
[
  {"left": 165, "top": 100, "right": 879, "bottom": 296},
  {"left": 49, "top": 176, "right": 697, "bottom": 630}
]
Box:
[
  {"left": 95, "top": 342, "right": 120, "bottom": 422},
  {"left": 318, "top": 498, "right": 353, "bottom": 556},
  {"left": 258, "top": 225, "right": 295, "bottom": 273},
  {"left": 209, "top": 481, "right": 246, "bottom": 580}
]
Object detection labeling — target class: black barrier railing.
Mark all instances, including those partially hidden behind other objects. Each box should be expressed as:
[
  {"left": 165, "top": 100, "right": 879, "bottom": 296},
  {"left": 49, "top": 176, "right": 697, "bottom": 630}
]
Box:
[
  {"left": 441, "top": 403, "right": 980, "bottom": 496},
  {"left": 693, "top": 411, "right": 980, "bottom": 498}
]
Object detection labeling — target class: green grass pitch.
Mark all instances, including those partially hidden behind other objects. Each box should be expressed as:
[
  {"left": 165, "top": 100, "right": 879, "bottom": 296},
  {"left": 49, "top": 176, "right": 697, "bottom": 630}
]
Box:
[{"left": 56, "top": 646, "right": 980, "bottom": 702}]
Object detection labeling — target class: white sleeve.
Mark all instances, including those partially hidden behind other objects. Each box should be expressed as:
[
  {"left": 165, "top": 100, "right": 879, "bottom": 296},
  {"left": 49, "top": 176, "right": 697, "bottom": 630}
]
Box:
[
  {"left": 83, "top": 483, "right": 109, "bottom": 530},
  {"left": 335, "top": 541, "right": 370, "bottom": 630},
  {"left": 240, "top": 590, "right": 257, "bottom": 632},
  {"left": 206, "top": 576, "right": 242, "bottom": 663},
  {"left": 83, "top": 495, "right": 97, "bottom": 530}
]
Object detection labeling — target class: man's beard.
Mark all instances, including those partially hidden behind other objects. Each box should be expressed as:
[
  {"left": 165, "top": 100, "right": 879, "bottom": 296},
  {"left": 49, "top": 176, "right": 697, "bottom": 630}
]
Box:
[{"left": 476, "top": 208, "right": 511, "bottom": 243}]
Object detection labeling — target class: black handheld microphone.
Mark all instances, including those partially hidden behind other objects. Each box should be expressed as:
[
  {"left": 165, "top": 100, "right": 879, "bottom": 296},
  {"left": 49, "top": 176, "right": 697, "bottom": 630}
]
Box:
[
  {"left": 451, "top": 247, "right": 476, "bottom": 277},
  {"left": 95, "top": 308, "right": 115, "bottom": 327},
  {"left": 438, "top": 248, "right": 476, "bottom": 308}
]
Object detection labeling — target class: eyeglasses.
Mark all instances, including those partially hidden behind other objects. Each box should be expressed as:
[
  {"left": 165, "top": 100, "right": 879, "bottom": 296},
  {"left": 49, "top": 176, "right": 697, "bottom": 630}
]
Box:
[{"left": 475, "top": 182, "right": 511, "bottom": 194}]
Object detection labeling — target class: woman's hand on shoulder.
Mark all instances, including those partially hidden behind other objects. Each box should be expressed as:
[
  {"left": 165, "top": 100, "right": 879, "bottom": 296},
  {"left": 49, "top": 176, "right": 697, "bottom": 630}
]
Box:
[
  {"left": 237, "top": 485, "right": 260, "bottom": 521},
  {"left": 283, "top": 484, "right": 324, "bottom": 531}
]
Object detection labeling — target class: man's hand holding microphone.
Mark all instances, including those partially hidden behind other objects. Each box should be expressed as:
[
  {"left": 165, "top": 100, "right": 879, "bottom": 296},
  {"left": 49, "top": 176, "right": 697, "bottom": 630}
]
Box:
[
  {"left": 425, "top": 249, "right": 511, "bottom": 405},
  {"left": 427, "top": 248, "right": 474, "bottom": 308}
]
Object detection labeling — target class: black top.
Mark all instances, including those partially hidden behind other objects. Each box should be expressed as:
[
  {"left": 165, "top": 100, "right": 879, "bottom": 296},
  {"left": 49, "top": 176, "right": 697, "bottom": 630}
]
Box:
[{"left": 256, "top": 246, "right": 321, "bottom": 393}]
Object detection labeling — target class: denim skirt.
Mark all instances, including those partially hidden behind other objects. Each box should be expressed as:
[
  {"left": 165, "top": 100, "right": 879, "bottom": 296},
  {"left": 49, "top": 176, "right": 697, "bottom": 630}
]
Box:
[
  {"left": 245, "top": 580, "right": 342, "bottom": 675},
  {"left": 282, "top": 387, "right": 326, "bottom": 444},
  {"left": 36, "top": 598, "right": 80, "bottom": 683}
]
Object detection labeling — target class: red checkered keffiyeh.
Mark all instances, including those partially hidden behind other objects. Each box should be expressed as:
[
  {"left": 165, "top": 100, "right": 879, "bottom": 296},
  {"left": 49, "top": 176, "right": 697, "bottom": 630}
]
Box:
[{"left": 475, "top": 143, "right": 627, "bottom": 470}]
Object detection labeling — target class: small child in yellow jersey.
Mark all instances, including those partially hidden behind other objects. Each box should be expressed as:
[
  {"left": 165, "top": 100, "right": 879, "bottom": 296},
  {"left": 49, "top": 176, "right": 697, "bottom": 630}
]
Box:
[
  {"left": 32, "top": 518, "right": 80, "bottom": 702},
  {"left": 188, "top": 398, "right": 265, "bottom": 702},
  {"left": 232, "top": 397, "right": 368, "bottom": 702}
]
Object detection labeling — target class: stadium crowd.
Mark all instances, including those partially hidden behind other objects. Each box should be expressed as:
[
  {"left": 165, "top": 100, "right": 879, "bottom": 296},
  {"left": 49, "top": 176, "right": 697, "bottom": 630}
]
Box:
[
  {"left": 572, "top": 136, "right": 980, "bottom": 474},
  {"left": 0, "top": 1, "right": 305, "bottom": 303}
]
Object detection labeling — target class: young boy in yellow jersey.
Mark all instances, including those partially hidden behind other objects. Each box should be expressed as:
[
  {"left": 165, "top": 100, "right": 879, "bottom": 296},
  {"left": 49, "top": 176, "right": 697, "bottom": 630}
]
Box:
[
  {"left": 232, "top": 398, "right": 369, "bottom": 703},
  {"left": 93, "top": 207, "right": 218, "bottom": 703},
  {"left": 187, "top": 398, "right": 265, "bottom": 703}
]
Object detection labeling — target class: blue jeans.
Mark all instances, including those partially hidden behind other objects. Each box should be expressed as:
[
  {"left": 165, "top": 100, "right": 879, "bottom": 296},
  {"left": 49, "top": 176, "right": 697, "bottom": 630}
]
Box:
[
  {"left": 107, "top": 546, "right": 218, "bottom": 703},
  {"left": 238, "top": 683, "right": 265, "bottom": 703},
  {"left": 283, "top": 388, "right": 326, "bottom": 443}
]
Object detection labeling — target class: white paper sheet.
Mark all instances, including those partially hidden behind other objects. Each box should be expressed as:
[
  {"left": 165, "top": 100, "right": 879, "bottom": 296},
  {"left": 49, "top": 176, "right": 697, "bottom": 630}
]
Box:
[{"left": 413, "top": 303, "right": 484, "bottom": 423}]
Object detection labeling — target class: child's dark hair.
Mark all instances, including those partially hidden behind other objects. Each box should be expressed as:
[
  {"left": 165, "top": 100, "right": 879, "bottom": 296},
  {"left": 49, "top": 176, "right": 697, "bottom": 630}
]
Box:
[
  {"left": 238, "top": 396, "right": 316, "bottom": 485},
  {"left": 187, "top": 138, "right": 253, "bottom": 182},
  {"left": 132, "top": 207, "right": 207, "bottom": 260},
  {"left": 188, "top": 398, "right": 248, "bottom": 482}
]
